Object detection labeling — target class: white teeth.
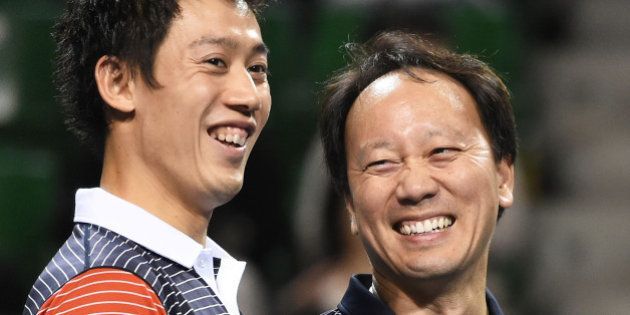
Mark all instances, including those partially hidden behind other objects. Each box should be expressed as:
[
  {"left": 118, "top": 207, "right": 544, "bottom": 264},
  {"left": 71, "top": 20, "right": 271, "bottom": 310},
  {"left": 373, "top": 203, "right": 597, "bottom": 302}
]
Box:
[
  {"left": 403, "top": 225, "right": 411, "bottom": 235},
  {"left": 415, "top": 222, "right": 424, "bottom": 233},
  {"left": 212, "top": 127, "right": 248, "bottom": 147},
  {"left": 399, "top": 216, "right": 454, "bottom": 235},
  {"left": 423, "top": 220, "right": 432, "bottom": 232}
]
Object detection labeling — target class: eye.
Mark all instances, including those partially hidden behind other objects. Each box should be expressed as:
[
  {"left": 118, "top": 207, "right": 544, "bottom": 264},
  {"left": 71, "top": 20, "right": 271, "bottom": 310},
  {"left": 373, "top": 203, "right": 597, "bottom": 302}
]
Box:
[
  {"left": 248, "top": 64, "right": 268, "bottom": 74},
  {"left": 364, "top": 159, "right": 400, "bottom": 174},
  {"left": 205, "top": 58, "right": 226, "bottom": 68},
  {"left": 429, "top": 147, "right": 460, "bottom": 165},
  {"left": 366, "top": 160, "right": 389, "bottom": 168},
  {"left": 432, "top": 147, "right": 457, "bottom": 155},
  {"left": 248, "top": 63, "right": 269, "bottom": 82}
]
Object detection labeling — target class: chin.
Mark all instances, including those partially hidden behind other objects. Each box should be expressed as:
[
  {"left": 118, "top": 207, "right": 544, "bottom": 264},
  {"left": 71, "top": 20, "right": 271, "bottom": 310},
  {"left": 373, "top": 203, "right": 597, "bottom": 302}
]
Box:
[
  {"left": 399, "top": 258, "right": 459, "bottom": 279},
  {"left": 210, "top": 177, "right": 244, "bottom": 205}
]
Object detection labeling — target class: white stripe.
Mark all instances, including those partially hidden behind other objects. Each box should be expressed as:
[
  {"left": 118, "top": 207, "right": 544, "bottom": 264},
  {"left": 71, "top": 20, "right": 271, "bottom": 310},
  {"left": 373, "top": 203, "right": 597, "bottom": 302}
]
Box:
[
  {"left": 54, "top": 300, "right": 159, "bottom": 315},
  {"left": 64, "top": 240, "right": 82, "bottom": 263},
  {"left": 56, "top": 279, "right": 150, "bottom": 298},
  {"left": 123, "top": 253, "right": 143, "bottom": 269},
  {"left": 167, "top": 300, "right": 180, "bottom": 313},
  {"left": 151, "top": 273, "right": 161, "bottom": 287},
  {"left": 65, "top": 269, "right": 129, "bottom": 284},
  {"left": 162, "top": 291, "right": 177, "bottom": 304},
  {"left": 175, "top": 276, "right": 203, "bottom": 287},
  {"left": 112, "top": 245, "right": 137, "bottom": 266},
  {"left": 133, "top": 258, "right": 151, "bottom": 273},
  {"left": 187, "top": 294, "right": 214, "bottom": 303},
  {"left": 25, "top": 296, "right": 37, "bottom": 315},
  {"left": 32, "top": 283, "right": 47, "bottom": 299},
  {"left": 58, "top": 248, "right": 79, "bottom": 274},
  {"left": 194, "top": 303, "right": 226, "bottom": 311},
  {"left": 158, "top": 282, "right": 169, "bottom": 297},
  {"left": 72, "top": 231, "right": 85, "bottom": 251},
  {"left": 159, "top": 263, "right": 173, "bottom": 272},
  {"left": 51, "top": 257, "right": 69, "bottom": 281},
  {"left": 141, "top": 258, "right": 160, "bottom": 283},
  {"left": 27, "top": 293, "right": 38, "bottom": 305},
  {"left": 44, "top": 290, "right": 154, "bottom": 312},
  {"left": 102, "top": 237, "right": 128, "bottom": 264},
  {"left": 44, "top": 266, "right": 61, "bottom": 287},
  {"left": 88, "top": 225, "right": 101, "bottom": 240},
  {"left": 144, "top": 264, "right": 154, "bottom": 279},
  {"left": 36, "top": 276, "right": 53, "bottom": 294},
  {"left": 169, "top": 269, "right": 187, "bottom": 278},
  {"left": 182, "top": 285, "right": 214, "bottom": 296},
  {"left": 88, "top": 232, "right": 108, "bottom": 256},
  {"left": 91, "top": 231, "right": 114, "bottom": 265}
]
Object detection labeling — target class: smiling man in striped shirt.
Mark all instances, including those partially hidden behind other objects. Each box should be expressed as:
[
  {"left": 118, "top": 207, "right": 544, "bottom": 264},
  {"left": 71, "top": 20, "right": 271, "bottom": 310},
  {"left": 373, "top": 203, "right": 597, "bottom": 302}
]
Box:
[{"left": 24, "top": 0, "right": 270, "bottom": 314}]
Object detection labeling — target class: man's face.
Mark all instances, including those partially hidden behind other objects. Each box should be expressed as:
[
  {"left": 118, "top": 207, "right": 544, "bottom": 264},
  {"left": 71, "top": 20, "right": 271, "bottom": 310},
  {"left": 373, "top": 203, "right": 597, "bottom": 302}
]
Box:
[
  {"left": 130, "top": 0, "right": 270, "bottom": 211},
  {"left": 344, "top": 69, "right": 514, "bottom": 286}
]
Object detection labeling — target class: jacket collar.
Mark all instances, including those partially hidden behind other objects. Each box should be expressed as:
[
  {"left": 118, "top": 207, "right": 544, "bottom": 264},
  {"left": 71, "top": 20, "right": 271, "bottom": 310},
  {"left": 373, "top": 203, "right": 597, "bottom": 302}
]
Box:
[{"left": 338, "top": 274, "right": 504, "bottom": 315}]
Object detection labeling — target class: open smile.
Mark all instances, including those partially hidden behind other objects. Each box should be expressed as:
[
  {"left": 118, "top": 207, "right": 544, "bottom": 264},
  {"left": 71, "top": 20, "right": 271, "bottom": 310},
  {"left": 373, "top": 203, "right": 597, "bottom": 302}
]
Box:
[
  {"left": 209, "top": 126, "right": 249, "bottom": 147},
  {"left": 396, "top": 215, "right": 455, "bottom": 236}
]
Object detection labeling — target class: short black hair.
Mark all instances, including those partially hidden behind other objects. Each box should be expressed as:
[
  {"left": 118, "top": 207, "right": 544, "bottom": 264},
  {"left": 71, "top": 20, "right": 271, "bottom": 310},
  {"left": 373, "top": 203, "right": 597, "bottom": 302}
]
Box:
[
  {"left": 53, "top": 0, "right": 267, "bottom": 155},
  {"left": 320, "top": 31, "right": 516, "bottom": 218}
]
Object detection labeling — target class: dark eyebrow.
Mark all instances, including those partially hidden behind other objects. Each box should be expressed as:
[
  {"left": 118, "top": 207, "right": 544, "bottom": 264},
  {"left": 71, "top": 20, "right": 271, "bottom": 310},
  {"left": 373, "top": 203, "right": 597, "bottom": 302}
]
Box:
[{"left": 188, "top": 36, "right": 269, "bottom": 56}]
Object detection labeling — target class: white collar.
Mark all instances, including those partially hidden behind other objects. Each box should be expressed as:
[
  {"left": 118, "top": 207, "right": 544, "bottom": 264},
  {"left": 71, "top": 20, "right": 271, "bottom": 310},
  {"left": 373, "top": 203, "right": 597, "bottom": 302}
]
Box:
[
  {"left": 74, "top": 187, "right": 206, "bottom": 267},
  {"left": 73, "top": 187, "right": 246, "bottom": 315}
]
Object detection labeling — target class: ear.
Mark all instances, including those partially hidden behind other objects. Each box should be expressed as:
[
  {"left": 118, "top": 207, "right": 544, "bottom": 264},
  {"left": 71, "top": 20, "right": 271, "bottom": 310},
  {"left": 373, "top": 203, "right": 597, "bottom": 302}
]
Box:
[
  {"left": 345, "top": 197, "right": 359, "bottom": 236},
  {"left": 497, "top": 159, "right": 515, "bottom": 209},
  {"left": 94, "top": 55, "right": 135, "bottom": 113}
]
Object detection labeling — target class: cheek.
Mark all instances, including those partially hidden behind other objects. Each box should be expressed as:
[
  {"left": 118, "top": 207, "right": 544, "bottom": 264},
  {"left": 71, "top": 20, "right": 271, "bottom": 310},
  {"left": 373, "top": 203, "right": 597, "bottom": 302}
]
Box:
[
  {"left": 351, "top": 182, "right": 390, "bottom": 225},
  {"left": 442, "top": 160, "right": 499, "bottom": 201},
  {"left": 258, "top": 88, "right": 272, "bottom": 124}
]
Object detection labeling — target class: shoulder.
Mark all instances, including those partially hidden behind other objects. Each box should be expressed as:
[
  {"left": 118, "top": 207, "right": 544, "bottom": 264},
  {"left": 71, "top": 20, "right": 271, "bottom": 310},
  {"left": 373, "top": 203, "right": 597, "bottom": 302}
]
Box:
[{"left": 37, "top": 267, "right": 165, "bottom": 314}]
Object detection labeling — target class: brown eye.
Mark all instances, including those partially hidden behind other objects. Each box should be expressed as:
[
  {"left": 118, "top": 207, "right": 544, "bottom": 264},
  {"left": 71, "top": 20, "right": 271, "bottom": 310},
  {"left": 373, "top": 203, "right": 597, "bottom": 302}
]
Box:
[
  {"left": 248, "top": 64, "right": 268, "bottom": 74},
  {"left": 432, "top": 147, "right": 453, "bottom": 155},
  {"left": 206, "top": 58, "right": 226, "bottom": 67}
]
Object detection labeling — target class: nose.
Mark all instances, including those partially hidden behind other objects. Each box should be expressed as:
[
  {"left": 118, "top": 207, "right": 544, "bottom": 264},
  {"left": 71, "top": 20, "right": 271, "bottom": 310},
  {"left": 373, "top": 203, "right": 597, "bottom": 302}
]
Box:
[
  {"left": 222, "top": 67, "right": 261, "bottom": 115},
  {"left": 395, "top": 162, "right": 439, "bottom": 206}
]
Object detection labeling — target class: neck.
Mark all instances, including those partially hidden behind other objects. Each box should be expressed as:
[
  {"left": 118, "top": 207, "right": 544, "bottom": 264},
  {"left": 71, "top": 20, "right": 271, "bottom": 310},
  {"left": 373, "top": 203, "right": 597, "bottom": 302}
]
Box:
[
  {"left": 373, "top": 258, "right": 489, "bottom": 315},
  {"left": 100, "top": 137, "right": 212, "bottom": 245}
]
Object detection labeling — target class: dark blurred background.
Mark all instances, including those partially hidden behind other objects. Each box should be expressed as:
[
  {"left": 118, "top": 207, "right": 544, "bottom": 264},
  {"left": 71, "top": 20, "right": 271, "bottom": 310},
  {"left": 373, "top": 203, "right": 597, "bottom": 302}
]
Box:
[{"left": 2, "top": 0, "right": 629, "bottom": 314}]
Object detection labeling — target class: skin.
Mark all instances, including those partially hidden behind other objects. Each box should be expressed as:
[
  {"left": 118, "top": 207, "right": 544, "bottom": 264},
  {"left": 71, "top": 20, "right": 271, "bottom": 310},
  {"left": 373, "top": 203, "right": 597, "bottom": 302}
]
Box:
[
  {"left": 95, "top": 0, "right": 271, "bottom": 244},
  {"left": 344, "top": 69, "right": 514, "bottom": 314}
]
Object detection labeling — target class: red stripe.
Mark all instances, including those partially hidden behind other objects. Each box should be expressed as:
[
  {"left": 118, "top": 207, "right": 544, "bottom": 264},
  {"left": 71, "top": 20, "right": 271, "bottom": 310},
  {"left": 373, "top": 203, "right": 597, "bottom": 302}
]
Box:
[{"left": 38, "top": 268, "right": 166, "bottom": 314}]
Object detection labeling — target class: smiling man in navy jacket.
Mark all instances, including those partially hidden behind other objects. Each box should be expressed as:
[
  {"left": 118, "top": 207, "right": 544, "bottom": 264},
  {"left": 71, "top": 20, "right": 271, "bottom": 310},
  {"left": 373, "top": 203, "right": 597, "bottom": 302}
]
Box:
[{"left": 319, "top": 31, "right": 516, "bottom": 315}]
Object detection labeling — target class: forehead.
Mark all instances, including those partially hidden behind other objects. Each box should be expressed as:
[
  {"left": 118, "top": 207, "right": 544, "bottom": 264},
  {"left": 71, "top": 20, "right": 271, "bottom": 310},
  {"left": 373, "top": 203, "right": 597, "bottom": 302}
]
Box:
[
  {"left": 350, "top": 69, "right": 477, "bottom": 122},
  {"left": 347, "top": 69, "right": 482, "bottom": 137},
  {"left": 168, "top": 0, "right": 262, "bottom": 45}
]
